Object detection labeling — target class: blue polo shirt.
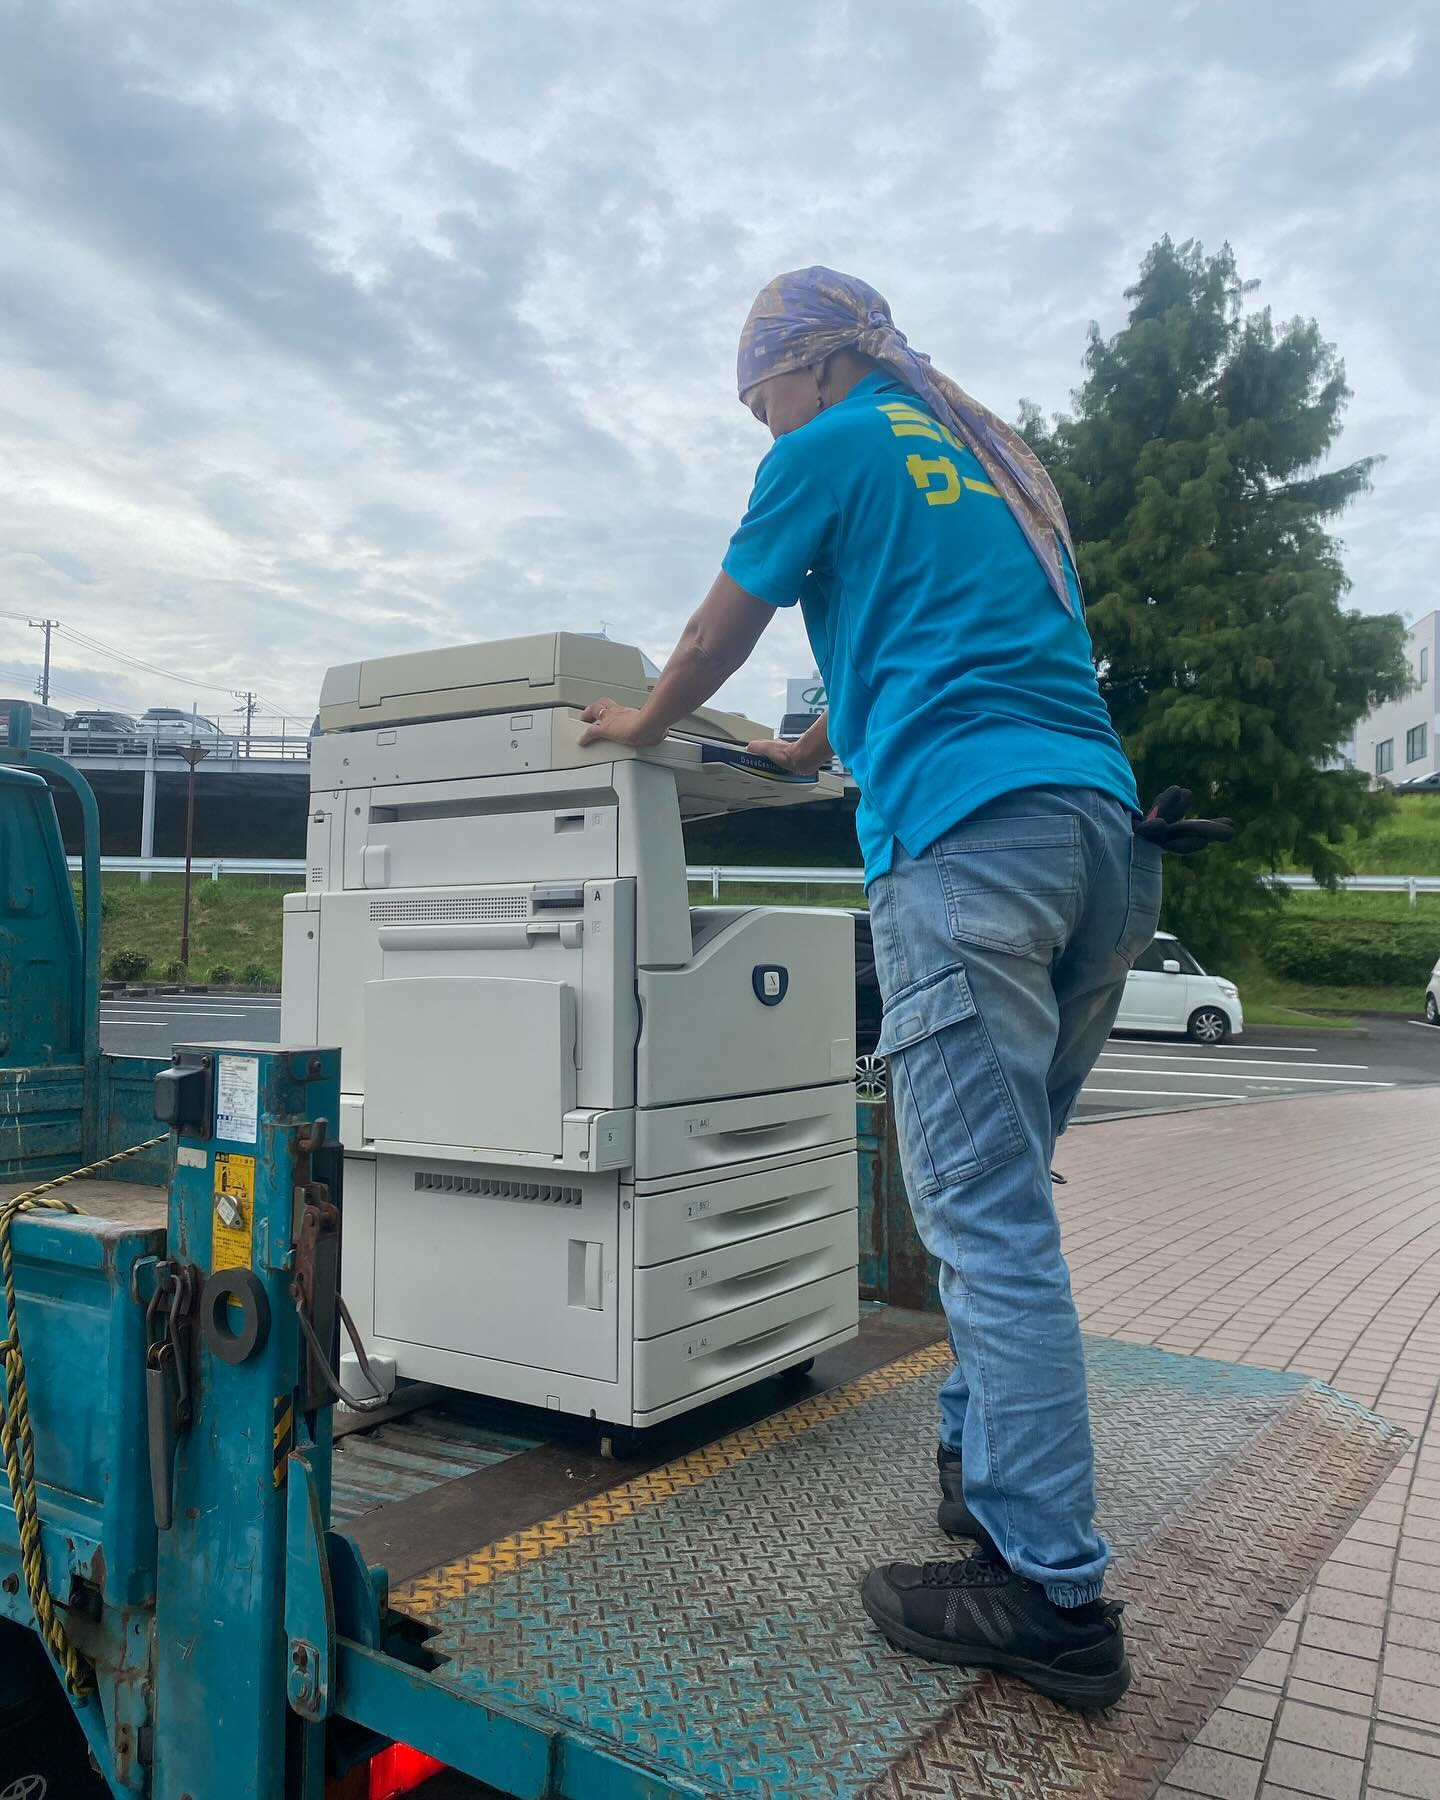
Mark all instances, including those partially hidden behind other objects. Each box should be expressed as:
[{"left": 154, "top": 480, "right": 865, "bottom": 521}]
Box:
[{"left": 722, "top": 373, "right": 1139, "bottom": 882}]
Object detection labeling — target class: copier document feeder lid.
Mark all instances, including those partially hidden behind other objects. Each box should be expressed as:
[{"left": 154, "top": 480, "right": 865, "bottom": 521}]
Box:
[{"left": 319, "top": 631, "right": 763, "bottom": 745}]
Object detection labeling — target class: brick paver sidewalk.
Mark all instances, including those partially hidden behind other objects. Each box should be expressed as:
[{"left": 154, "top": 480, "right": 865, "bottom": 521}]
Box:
[{"left": 1058, "top": 1086, "right": 1440, "bottom": 1800}]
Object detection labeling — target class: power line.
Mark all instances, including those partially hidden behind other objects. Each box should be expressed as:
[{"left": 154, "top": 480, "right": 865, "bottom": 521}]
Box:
[
  {"left": 3, "top": 611, "right": 310, "bottom": 719},
  {"left": 55, "top": 622, "right": 240, "bottom": 698},
  {"left": 0, "top": 664, "right": 110, "bottom": 709}
]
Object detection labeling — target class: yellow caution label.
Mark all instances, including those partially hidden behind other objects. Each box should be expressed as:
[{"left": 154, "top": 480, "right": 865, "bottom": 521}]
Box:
[{"left": 212, "top": 1153, "right": 256, "bottom": 1272}]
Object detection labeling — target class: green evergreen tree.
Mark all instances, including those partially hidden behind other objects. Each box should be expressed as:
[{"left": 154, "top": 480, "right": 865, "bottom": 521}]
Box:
[{"left": 1022, "top": 239, "right": 1411, "bottom": 962}]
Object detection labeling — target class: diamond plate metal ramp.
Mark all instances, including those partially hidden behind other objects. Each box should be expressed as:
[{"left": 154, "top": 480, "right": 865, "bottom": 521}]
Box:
[{"left": 394, "top": 1338, "right": 1407, "bottom": 1800}]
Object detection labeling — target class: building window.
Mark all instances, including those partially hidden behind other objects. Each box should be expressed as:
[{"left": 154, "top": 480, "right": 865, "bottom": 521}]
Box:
[
  {"left": 1422, "top": 646, "right": 1430, "bottom": 685},
  {"left": 1376, "top": 739, "right": 1394, "bottom": 776},
  {"left": 1407, "top": 724, "right": 1428, "bottom": 764}
]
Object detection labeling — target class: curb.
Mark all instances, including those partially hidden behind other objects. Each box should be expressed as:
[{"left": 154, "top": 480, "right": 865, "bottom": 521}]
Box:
[{"left": 101, "top": 984, "right": 281, "bottom": 1000}]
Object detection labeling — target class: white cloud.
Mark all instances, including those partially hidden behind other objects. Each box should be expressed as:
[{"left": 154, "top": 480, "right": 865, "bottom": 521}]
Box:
[{"left": 0, "top": 0, "right": 1434, "bottom": 730}]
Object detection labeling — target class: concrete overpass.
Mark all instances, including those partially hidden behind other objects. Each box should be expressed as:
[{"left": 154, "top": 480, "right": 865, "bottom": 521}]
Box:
[
  {"left": 24, "top": 733, "right": 862, "bottom": 866},
  {"left": 33, "top": 737, "right": 311, "bottom": 858}
]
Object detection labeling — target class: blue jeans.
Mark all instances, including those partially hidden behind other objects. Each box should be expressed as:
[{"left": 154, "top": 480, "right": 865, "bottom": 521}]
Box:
[{"left": 869, "top": 787, "right": 1162, "bottom": 1605}]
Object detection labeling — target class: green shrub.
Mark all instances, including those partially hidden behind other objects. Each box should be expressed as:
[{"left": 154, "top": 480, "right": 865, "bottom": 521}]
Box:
[
  {"left": 1263, "top": 917, "right": 1437, "bottom": 988},
  {"left": 163, "top": 960, "right": 187, "bottom": 983},
  {"left": 106, "top": 947, "right": 149, "bottom": 981},
  {"left": 208, "top": 963, "right": 235, "bottom": 986},
  {"left": 239, "top": 960, "right": 273, "bottom": 989}
]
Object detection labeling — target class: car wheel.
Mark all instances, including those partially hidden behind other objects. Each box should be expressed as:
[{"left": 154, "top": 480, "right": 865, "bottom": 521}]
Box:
[
  {"left": 854, "top": 1053, "right": 888, "bottom": 1102},
  {"left": 1188, "top": 1007, "right": 1231, "bottom": 1045},
  {"left": 1427, "top": 993, "right": 1439, "bottom": 1025}
]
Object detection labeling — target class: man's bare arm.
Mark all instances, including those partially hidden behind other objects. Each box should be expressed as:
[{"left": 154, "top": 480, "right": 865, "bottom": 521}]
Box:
[{"left": 578, "top": 572, "right": 777, "bottom": 748}]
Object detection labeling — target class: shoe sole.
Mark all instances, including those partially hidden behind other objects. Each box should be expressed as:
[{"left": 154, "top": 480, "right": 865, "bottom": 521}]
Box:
[{"left": 861, "top": 1578, "right": 1132, "bottom": 1711}]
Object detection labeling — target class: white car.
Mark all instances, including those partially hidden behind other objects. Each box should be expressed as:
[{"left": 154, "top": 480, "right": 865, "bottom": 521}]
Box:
[
  {"left": 1115, "top": 931, "right": 1244, "bottom": 1043},
  {"left": 136, "top": 708, "right": 238, "bottom": 755},
  {"left": 1426, "top": 958, "right": 1439, "bottom": 1026}
]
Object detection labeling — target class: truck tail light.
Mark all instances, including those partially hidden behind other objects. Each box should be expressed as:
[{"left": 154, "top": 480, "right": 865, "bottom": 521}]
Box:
[{"left": 369, "top": 1742, "right": 445, "bottom": 1798}]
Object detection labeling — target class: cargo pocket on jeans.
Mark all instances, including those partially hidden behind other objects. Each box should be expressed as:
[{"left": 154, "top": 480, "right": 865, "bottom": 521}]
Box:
[
  {"left": 875, "top": 965, "right": 1024, "bottom": 1199},
  {"left": 1115, "top": 836, "right": 1164, "bottom": 965}
]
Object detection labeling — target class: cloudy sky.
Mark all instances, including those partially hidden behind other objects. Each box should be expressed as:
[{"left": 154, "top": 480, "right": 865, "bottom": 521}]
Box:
[{"left": 1, "top": 1, "right": 1435, "bottom": 731}]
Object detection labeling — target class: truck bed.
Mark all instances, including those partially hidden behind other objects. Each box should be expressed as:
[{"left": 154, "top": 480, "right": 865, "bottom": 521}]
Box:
[
  {"left": 0, "top": 1176, "right": 169, "bottom": 1227},
  {"left": 20, "top": 1180, "right": 1408, "bottom": 1798}
]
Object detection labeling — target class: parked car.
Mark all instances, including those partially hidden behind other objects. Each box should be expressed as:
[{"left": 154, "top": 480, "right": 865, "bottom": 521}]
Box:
[
  {"left": 64, "top": 708, "right": 138, "bottom": 749},
  {"left": 1426, "top": 957, "right": 1439, "bottom": 1025},
  {"left": 1114, "top": 931, "right": 1243, "bottom": 1043},
  {"left": 850, "top": 911, "right": 886, "bottom": 1097},
  {"left": 0, "top": 699, "right": 68, "bottom": 741},
  {"left": 136, "top": 708, "right": 237, "bottom": 754},
  {"left": 850, "top": 917, "right": 1243, "bottom": 1098}
]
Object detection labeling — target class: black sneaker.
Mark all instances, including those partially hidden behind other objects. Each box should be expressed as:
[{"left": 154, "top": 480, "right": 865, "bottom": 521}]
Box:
[
  {"left": 937, "top": 1443, "right": 995, "bottom": 1551},
  {"left": 860, "top": 1549, "right": 1131, "bottom": 1711}
]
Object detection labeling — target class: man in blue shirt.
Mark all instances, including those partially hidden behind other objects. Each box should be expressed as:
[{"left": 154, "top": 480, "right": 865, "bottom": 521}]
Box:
[{"left": 579, "top": 268, "right": 1160, "bottom": 1710}]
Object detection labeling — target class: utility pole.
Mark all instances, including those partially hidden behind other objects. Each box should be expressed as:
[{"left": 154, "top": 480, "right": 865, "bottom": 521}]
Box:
[
  {"left": 178, "top": 740, "right": 210, "bottom": 970},
  {"left": 28, "top": 618, "right": 58, "bottom": 705},
  {"left": 233, "top": 689, "right": 258, "bottom": 757}
]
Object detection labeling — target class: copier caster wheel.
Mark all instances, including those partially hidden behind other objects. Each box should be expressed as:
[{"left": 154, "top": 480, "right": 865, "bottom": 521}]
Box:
[
  {"left": 780, "top": 1358, "right": 816, "bottom": 1386},
  {"left": 599, "top": 1426, "right": 643, "bottom": 1461}
]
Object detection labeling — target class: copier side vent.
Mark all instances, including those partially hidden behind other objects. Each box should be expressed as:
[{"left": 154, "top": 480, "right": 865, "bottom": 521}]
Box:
[
  {"left": 368, "top": 894, "right": 530, "bottom": 924},
  {"left": 413, "top": 1169, "right": 584, "bottom": 1207}
]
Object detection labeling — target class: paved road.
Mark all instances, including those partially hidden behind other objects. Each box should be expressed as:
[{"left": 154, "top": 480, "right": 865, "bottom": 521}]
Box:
[
  {"left": 101, "top": 992, "right": 283, "bottom": 1058},
  {"left": 1074, "top": 1014, "right": 1440, "bottom": 1119},
  {"left": 104, "top": 997, "right": 1440, "bottom": 1120}
]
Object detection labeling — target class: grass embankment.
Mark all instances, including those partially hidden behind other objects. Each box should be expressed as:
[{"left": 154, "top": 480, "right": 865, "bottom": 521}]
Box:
[
  {"left": 96, "top": 875, "right": 286, "bottom": 985},
  {"left": 1312, "top": 795, "right": 1440, "bottom": 876},
  {"left": 1230, "top": 888, "right": 1437, "bottom": 1027},
  {"left": 1243, "top": 798, "right": 1440, "bottom": 1021}
]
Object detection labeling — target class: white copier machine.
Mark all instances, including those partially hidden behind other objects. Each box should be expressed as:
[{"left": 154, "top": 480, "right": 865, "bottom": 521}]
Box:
[{"left": 280, "top": 633, "right": 860, "bottom": 1433}]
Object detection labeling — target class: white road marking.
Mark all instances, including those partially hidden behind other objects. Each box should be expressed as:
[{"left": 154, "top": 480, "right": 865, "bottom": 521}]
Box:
[
  {"left": 1097, "top": 1052, "right": 1369, "bottom": 1071},
  {"left": 104, "top": 999, "right": 280, "bottom": 1009},
  {"left": 1095, "top": 1065, "right": 1393, "bottom": 1089},
  {"left": 1407, "top": 1018, "right": 1439, "bottom": 1030},
  {"left": 1082, "top": 1086, "right": 1248, "bottom": 1101},
  {"left": 102, "top": 1012, "right": 250, "bottom": 1023},
  {"left": 1109, "top": 1038, "right": 1319, "bottom": 1055}
]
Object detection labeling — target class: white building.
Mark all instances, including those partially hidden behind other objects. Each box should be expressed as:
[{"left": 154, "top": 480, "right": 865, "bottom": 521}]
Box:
[{"left": 1339, "top": 611, "right": 1438, "bottom": 788}]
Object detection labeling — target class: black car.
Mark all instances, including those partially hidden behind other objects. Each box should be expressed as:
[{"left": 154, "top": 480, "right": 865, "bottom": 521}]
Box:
[
  {"left": 65, "top": 709, "right": 138, "bottom": 750},
  {"left": 850, "top": 909, "right": 885, "bottom": 1099}
]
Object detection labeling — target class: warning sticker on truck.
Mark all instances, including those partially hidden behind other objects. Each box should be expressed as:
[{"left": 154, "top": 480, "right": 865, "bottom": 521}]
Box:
[
  {"left": 212, "top": 1153, "right": 256, "bottom": 1271},
  {"left": 216, "top": 1053, "right": 259, "bottom": 1143}
]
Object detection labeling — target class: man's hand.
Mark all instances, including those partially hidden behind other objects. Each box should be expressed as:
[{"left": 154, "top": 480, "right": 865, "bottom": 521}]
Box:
[
  {"left": 744, "top": 735, "right": 829, "bottom": 776},
  {"left": 745, "top": 708, "right": 833, "bottom": 777},
  {"left": 577, "top": 698, "right": 667, "bottom": 749}
]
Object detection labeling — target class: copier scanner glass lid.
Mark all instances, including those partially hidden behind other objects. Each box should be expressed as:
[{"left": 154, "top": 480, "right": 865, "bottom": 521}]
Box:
[{"left": 319, "top": 631, "right": 763, "bottom": 745}]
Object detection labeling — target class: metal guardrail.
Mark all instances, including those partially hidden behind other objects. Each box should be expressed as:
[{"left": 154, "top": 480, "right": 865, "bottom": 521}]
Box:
[
  {"left": 12, "top": 730, "right": 310, "bottom": 762},
  {"left": 692, "top": 869, "right": 1440, "bottom": 903},
  {"left": 67, "top": 858, "right": 1440, "bottom": 906},
  {"left": 69, "top": 856, "right": 307, "bottom": 881},
  {"left": 1265, "top": 873, "right": 1440, "bottom": 908}
]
